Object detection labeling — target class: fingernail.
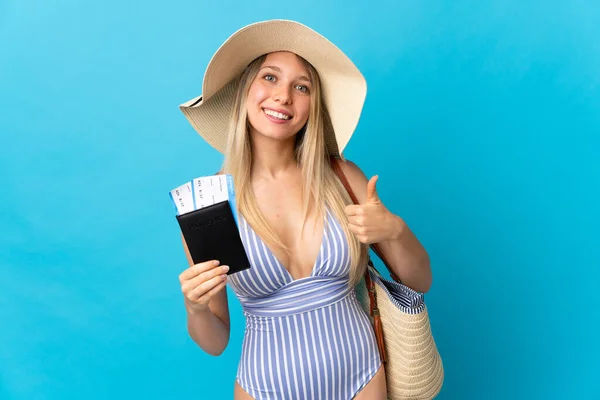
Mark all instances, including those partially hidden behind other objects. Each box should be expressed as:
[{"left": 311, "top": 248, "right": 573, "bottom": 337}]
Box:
[
  {"left": 222, "top": 265, "right": 230, "bottom": 273},
  {"left": 214, "top": 260, "right": 220, "bottom": 266},
  {"left": 222, "top": 274, "right": 228, "bottom": 281}
]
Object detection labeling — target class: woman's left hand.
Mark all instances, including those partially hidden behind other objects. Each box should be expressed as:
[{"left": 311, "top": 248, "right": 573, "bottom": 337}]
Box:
[{"left": 344, "top": 176, "right": 406, "bottom": 245}]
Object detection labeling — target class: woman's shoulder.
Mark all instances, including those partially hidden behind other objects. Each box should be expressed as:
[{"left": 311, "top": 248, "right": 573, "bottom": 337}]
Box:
[{"left": 333, "top": 158, "right": 370, "bottom": 204}]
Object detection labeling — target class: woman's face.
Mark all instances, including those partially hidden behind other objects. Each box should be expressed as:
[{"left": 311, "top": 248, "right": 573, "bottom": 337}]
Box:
[{"left": 245, "top": 51, "right": 312, "bottom": 145}]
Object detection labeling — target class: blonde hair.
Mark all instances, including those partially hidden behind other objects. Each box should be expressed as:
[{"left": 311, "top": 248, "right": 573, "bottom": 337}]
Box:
[{"left": 221, "top": 53, "right": 368, "bottom": 287}]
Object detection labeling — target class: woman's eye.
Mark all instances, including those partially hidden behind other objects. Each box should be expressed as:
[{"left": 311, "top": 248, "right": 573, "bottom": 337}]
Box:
[
  {"left": 264, "top": 74, "right": 276, "bottom": 82},
  {"left": 295, "top": 85, "right": 309, "bottom": 93}
]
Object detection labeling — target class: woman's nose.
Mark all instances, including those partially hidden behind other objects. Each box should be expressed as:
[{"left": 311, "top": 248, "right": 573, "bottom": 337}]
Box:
[{"left": 273, "top": 85, "right": 292, "bottom": 104}]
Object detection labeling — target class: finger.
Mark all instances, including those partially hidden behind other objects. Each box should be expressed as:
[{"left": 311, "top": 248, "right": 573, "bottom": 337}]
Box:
[
  {"left": 347, "top": 215, "right": 365, "bottom": 226},
  {"left": 182, "top": 264, "right": 229, "bottom": 292},
  {"left": 348, "top": 223, "right": 369, "bottom": 244},
  {"left": 187, "top": 273, "right": 228, "bottom": 302},
  {"left": 345, "top": 204, "right": 363, "bottom": 217},
  {"left": 348, "top": 223, "right": 367, "bottom": 237},
  {"left": 179, "top": 260, "right": 220, "bottom": 282},
  {"left": 188, "top": 273, "right": 228, "bottom": 302},
  {"left": 197, "top": 280, "right": 228, "bottom": 305},
  {"left": 366, "top": 175, "right": 380, "bottom": 203}
]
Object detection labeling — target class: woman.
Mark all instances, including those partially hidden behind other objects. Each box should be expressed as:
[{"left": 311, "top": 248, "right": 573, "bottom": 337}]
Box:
[{"left": 177, "top": 20, "right": 432, "bottom": 400}]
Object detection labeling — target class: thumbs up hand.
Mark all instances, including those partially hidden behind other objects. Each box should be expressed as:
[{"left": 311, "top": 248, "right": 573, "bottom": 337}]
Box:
[{"left": 345, "top": 175, "right": 406, "bottom": 245}]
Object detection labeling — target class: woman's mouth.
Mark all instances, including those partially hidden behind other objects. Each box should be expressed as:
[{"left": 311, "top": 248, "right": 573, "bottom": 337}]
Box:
[{"left": 263, "top": 108, "right": 292, "bottom": 122}]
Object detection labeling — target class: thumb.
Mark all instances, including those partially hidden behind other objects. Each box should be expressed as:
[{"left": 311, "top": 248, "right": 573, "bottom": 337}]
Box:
[{"left": 366, "top": 175, "right": 380, "bottom": 203}]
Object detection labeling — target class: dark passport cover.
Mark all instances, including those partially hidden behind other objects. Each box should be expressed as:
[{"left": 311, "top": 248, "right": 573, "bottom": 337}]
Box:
[{"left": 176, "top": 200, "right": 251, "bottom": 275}]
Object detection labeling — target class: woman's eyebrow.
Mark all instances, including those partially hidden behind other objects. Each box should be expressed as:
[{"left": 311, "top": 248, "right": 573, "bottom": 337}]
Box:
[{"left": 261, "top": 65, "right": 311, "bottom": 83}]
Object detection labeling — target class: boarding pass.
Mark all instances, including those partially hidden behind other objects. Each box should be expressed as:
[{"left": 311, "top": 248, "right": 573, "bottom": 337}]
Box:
[{"left": 169, "top": 174, "right": 238, "bottom": 225}]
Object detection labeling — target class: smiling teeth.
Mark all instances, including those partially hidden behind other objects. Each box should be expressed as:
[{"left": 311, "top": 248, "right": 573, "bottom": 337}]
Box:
[{"left": 264, "top": 109, "right": 290, "bottom": 120}]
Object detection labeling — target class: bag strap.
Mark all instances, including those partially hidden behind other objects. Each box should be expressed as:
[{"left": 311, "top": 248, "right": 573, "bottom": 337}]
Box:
[{"left": 330, "top": 156, "right": 395, "bottom": 363}]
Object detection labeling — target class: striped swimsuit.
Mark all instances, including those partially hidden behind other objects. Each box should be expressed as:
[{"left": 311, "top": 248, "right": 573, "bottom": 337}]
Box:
[{"left": 227, "top": 208, "right": 382, "bottom": 400}]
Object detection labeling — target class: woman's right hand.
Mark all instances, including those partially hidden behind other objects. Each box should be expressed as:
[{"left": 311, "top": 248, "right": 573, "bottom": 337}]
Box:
[{"left": 179, "top": 260, "right": 229, "bottom": 314}]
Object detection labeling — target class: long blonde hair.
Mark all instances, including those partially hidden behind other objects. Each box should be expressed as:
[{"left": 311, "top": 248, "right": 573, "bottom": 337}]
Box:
[{"left": 221, "top": 53, "right": 368, "bottom": 287}]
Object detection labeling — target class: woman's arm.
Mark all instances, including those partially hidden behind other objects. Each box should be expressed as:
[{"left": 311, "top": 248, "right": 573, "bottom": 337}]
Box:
[
  {"left": 180, "top": 234, "right": 232, "bottom": 356},
  {"left": 338, "top": 160, "right": 432, "bottom": 293}
]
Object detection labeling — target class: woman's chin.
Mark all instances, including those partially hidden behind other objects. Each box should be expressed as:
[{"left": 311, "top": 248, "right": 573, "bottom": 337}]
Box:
[{"left": 252, "top": 129, "right": 299, "bottom": 144}]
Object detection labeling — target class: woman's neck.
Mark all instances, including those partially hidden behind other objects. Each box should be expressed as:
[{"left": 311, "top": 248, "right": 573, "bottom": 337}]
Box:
[{"left": 250, "top": 134, "right": 298, "bottom": 180}]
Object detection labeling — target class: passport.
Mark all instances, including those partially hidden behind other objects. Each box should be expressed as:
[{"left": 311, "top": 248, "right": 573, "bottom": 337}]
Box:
[{"left": 170, "top": 175, "right": 249, "bottom": 275}]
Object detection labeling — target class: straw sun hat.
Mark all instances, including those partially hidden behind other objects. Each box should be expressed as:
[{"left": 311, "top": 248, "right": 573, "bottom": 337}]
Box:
[{"left": 179, "top": 19, "right": 366, "bottom": 158}]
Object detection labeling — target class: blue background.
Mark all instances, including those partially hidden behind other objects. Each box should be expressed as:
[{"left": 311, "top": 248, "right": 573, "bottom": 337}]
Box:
[{"left": 1, "top": 0, "right": 599, "bottom": 399}]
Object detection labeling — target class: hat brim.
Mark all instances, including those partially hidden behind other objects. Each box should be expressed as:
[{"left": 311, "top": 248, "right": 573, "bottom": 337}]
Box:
[{"left": 180, "top": 19, "right": 367, "bottom": 157}]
